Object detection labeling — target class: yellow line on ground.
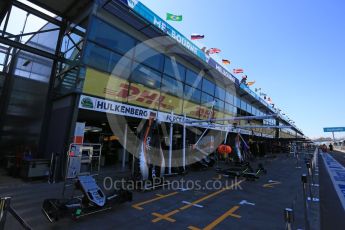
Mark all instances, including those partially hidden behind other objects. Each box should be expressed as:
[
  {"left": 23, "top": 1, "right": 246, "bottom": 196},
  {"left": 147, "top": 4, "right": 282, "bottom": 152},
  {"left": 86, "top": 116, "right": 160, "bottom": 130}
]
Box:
[
  {"left": 203, "top": 206, "right": 241, "bottom": 230},
  {"left": 188, "top": 226, "right": 201, "bottom": 230},
  {"left": 180, "top": 180, "right": 245, "bottom": 210},
  {"left": 151, "top": 179, "right": 245, "bottom": 223},
  {"left": 152, "top": 210, "right": 180, "bottom": 223},
  {"left": 188, "top": 205, "right": 241, "bottom": 230},
  {"left": 132, "top": 192, "right": 178, "bottom": 210}
]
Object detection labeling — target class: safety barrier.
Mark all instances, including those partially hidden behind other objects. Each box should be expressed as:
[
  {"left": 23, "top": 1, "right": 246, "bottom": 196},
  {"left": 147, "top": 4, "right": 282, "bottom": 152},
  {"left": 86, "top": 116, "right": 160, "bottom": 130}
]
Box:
[
  {"left": 334, "top": 146, "right": 345, "bottom": 153},
  {"left": 0, "top": 197, "right": 32, "bottom": 230},
  {"left": 284, "top": 147, "right": 319, "bottom": 230},
  {"left": 302, "top": 148, "right": 319, "bottom": 230}
]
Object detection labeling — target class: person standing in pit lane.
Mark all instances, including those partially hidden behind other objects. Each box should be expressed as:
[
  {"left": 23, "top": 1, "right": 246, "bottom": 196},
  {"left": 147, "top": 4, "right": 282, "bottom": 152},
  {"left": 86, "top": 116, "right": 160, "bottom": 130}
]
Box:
[{"left": 329, "top": 143, "right": 334, "bottom": 151}]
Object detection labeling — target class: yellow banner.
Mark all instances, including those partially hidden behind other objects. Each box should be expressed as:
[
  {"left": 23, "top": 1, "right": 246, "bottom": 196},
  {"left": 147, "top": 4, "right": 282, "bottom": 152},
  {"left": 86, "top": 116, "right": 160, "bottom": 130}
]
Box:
[
  {"left": 83, "top": 68, "right": 184, "bottom": 114},
  {"left": 183, "top": 101, "right": 200, "bottom": 119},
  {"left": 128, "top": 83, "right": 183, "bottom": 114},
  {"left": 83, "top": 68, "right": 128, "bottom": 102},
  {"left": 83, "top": 68, "right": 239, "bottom": 119},
  {"left": 213, "top": 108, "right": 224, "bottom": 124}
]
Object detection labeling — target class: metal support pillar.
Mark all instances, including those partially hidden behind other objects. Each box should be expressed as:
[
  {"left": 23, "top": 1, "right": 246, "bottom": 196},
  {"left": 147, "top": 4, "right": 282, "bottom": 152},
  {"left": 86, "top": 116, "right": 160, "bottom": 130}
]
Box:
[
  {"left": 1, "top": 3, "right": 11, "bottom": 37},
  {"left": 168, "top": 112, "right": 174, "bottom": 174},
  {"left": 275, "top": 119, "right": 279, "bottom": 139},
  {"left": 182, "top": 114, "right": 186, "bottom": 171},
  {"left": 122, "top": 123, "right": 128, "bottom": 170},
  {"left": 301, "top": 174, "right": 310, "bottom": 230},
  {"left": 38, "top": 19, "right": 67, "bottom": 156}
]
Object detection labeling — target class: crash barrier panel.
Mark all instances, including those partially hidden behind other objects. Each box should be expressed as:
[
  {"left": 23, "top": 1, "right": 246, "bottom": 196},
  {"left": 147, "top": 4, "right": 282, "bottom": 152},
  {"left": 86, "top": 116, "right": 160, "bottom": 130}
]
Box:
[
  {"left": 301, "top": 148, "right": 320, "bottom": 230},
  {"left": 334, "top": 146, "right": 345, "bottom": 153},
  {"left": 285, "top": 148, "right": 319, "bottom": 230},
  {"left": 0, "top": 197, "right": 32, "bottom": 230}
]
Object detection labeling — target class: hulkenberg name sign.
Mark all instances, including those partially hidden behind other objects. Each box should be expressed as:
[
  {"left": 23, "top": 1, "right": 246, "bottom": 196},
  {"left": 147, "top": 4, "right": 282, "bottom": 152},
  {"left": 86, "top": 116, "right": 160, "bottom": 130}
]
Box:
[{"left": 79, "top": 94, "right": 190, "bottom": 124}]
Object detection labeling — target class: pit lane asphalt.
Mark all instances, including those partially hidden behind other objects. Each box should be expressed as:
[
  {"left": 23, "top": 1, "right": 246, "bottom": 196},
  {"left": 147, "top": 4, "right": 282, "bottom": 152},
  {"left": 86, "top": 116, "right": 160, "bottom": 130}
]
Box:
[{"left": 2, "top": 153, "right": 316, "bottom": 230}]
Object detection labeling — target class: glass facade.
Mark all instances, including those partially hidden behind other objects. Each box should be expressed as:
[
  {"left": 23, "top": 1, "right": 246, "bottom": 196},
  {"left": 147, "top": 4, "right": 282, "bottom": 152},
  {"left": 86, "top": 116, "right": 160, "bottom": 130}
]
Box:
[
  {"left": 81, "top": 16, "right": 277, "bottom": 123},
  {"left": 0, "top": 21, "right": 60, "bottom": 151}
]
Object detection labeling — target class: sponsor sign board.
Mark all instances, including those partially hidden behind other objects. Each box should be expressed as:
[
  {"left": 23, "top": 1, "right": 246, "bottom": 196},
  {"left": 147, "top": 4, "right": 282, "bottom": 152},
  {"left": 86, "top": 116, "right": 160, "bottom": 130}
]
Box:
[
  {"left": 82, "top": 68, "right": 225, "bottom": 120},
  {"left": 81, "top": 68, "right": 273, "bottom": 138},
  {"left": 79, "top": 94, "right": 270, "bottom": 138},
  {"left": 323, "top": 127, "right": 345, "bottom": 132}
]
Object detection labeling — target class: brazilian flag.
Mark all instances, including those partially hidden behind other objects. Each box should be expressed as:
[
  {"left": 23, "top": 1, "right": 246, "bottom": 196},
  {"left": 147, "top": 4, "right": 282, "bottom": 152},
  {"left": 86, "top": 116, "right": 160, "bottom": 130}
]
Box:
[{"left": 166, "top": 13, "right": 182, "bottom": 21}]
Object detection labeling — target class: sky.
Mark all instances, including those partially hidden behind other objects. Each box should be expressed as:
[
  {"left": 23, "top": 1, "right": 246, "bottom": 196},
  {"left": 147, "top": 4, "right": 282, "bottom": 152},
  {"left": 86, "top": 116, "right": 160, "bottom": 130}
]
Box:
[
  {"left": 139, "top": 0, "right": 345, "bottom": 138},
  {"left": 2, "top": 0, "right": 344, "bottom": 139}
]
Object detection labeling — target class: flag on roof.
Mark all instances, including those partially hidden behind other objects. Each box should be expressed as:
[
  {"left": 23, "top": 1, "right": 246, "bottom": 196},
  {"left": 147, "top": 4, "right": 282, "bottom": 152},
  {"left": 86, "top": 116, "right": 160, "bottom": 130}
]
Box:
[
  {"left": 166, "top": 13, "right": 183, "bottom": 21},
  {"left": 233, "top": 68, "right": 244, "bottom": 74},
  {"left": 191, "top": 34, "right": 204, "bottom": 40},
  {"left": 201, "top": 47, "right": 210, "bottom": 55},
  {"left": 222, "top": 59, "right": 230, "bottom": 65},
  {"left": 247, "top": 81, "right": 255, "bottom": 86},
  {"left": 208, "top": 48, "right": 221, "bottom": 54}
]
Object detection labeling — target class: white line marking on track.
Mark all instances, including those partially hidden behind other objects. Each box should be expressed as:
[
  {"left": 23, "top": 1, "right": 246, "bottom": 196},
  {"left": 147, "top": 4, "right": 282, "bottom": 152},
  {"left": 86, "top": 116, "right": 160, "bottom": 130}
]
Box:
[
  {"left": 239, "top": 200, "right": 255, "bottom": 206},
  {"left": 182, "top": 201, "right": 204, "bottom": 208}
]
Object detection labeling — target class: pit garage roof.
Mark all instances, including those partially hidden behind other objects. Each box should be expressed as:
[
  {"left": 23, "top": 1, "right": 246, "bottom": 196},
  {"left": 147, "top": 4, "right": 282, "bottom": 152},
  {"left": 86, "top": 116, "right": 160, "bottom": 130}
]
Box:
[{"left": 27, "top": 0, "right": 93, "bottom": 20}]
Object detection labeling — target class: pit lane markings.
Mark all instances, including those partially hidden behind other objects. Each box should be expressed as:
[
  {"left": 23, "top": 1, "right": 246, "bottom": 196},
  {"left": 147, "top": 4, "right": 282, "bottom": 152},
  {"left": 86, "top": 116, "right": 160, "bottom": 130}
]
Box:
[
  {"left": 262, "top": 180, "right": 281, "bottom": 188},
  {"left": 132, "top": 191, "right": 178, "bottom": 210},
  {"left": 151, "top": 179, "right": 245, "bottom": 223},
  {"left": 187, "top": 205, "right": 241, "bottom": 230}
]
